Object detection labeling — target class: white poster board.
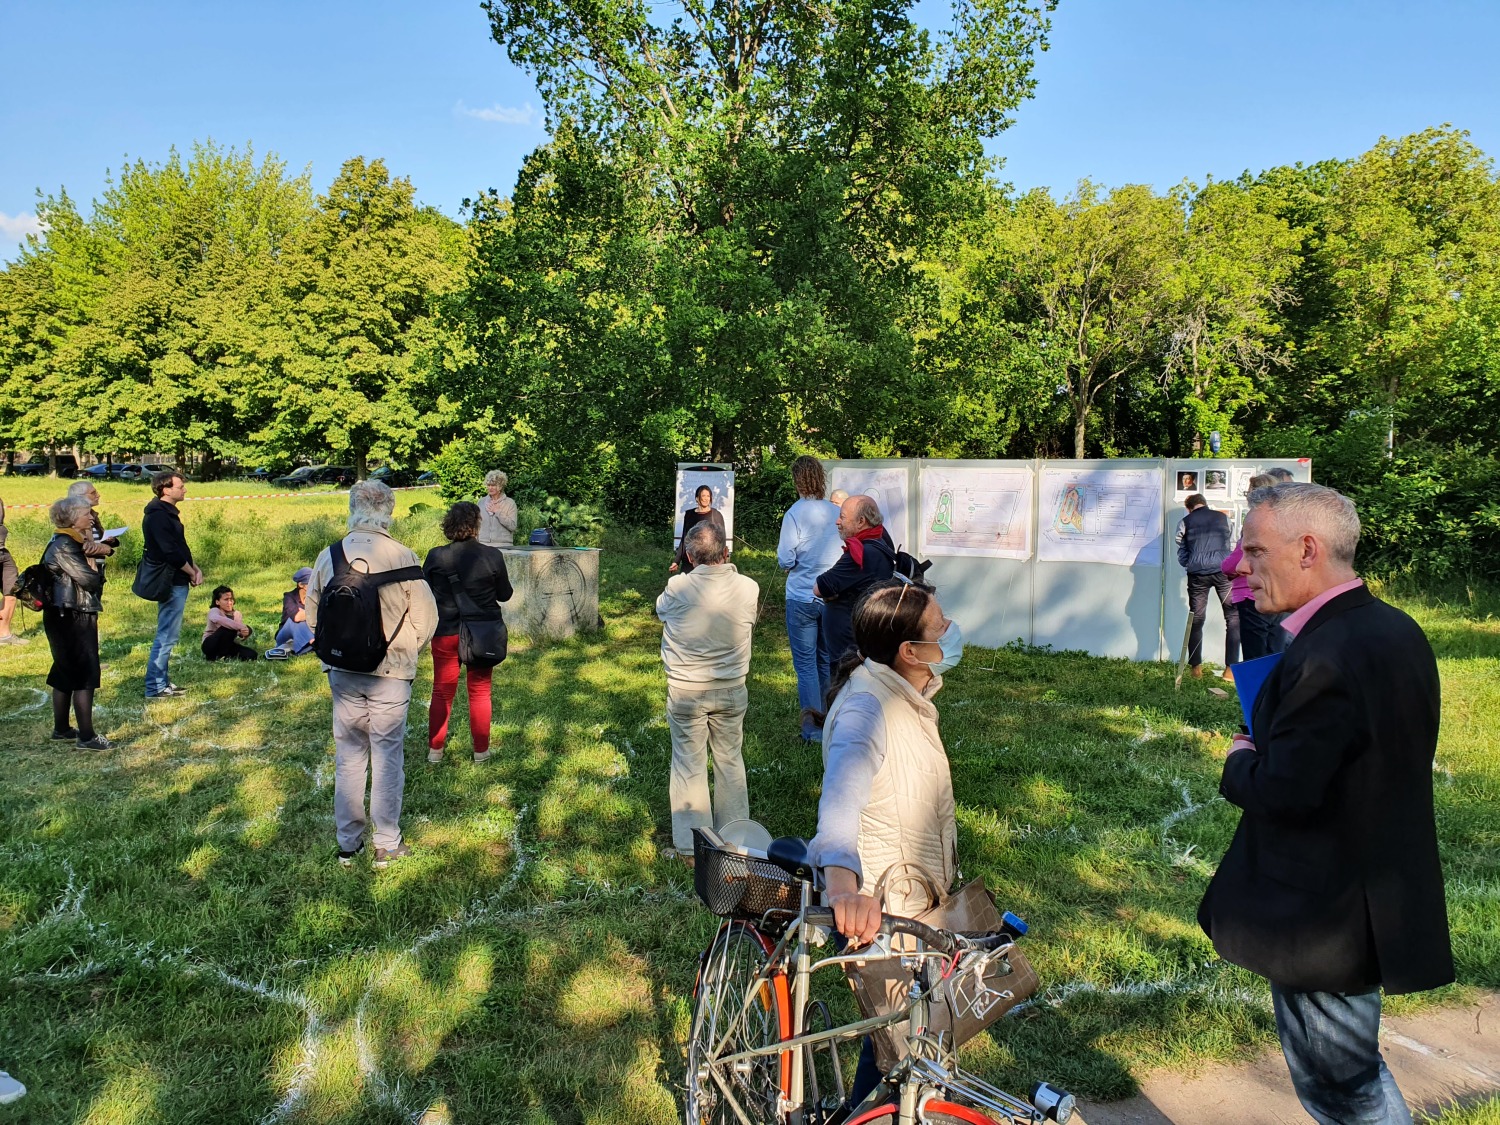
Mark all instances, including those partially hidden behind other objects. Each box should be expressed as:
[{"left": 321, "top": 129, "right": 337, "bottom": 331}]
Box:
[
  {"left": 918, "top": 465, "right": 1034, "bottom": 559},
  {"left": 673, "top": 465, "right": 735, "bottom": 551},
  {"left": 828, "top": 465, "right": 911, "bottom": 549},
  {"left": 1038, "top": 466, "right": 1164, "bottom": 567}
]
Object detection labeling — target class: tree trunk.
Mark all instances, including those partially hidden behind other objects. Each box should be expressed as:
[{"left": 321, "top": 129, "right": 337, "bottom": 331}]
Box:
[
  {"left": 1073, "top": 410, "right": 1087, "bottom": 459},
  {"left": 355, "top": 449, "right": 369, "bottom": 480}
]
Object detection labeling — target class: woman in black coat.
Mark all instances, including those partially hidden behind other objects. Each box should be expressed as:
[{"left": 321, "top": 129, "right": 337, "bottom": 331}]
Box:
[
  {"left": 41, "top": 496, "right": 110, "bottom": 750},
  {"left": 422, "top": 502, "right": 513, "bottom": 764},
  {"left": 672, "top": 485, "right": 726, "bottom": 574}
]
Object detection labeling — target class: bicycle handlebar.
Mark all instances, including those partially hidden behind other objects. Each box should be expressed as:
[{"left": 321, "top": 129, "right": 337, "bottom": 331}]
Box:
[{"left": 803, "top": 907, "right": 974, "bottom": 954}]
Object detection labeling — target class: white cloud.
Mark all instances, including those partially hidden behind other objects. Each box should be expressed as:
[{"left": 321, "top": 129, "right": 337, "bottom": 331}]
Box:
[
  {"left": 0, "top": 211, "right": 44, "bottom": 244},
  {"left": 455, "top": 100, "right": 540, "bottom": 127}
]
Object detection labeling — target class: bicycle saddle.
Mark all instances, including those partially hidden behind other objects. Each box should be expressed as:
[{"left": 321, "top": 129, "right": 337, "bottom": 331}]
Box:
[{"left": 766, "top": 837, "right": 817, "bottom": 882}]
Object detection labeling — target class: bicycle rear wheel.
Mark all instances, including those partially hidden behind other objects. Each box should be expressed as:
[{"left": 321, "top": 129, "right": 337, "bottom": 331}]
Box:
[
  {"left": 686, "top": 920, "right": 791, "bottom": 1125},
  {"left": 845, "top": 1101, "right": 1001, "bottom": 1124}
]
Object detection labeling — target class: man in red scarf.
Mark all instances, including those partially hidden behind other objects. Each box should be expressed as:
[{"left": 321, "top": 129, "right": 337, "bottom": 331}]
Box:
[{"left": 814, "top": 495, "right": 897, "bottom": 665}]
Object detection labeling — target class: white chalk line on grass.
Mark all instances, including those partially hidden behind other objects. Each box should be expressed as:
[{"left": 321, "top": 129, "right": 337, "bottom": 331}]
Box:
[{"left": 1158, "top": 779, "right": 1223, "bottom": 873}]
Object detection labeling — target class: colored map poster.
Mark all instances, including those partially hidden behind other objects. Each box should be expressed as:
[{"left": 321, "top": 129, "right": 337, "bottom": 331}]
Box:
[
  {"left": 918, "top": 467, "right": 1033, "bottom": 559},
  {"left": 674, "top": 467, "right": 735, "bottom": 550},
  {"left": 827, "top": 465, "right": 912, "bottom": 550},
  {"left": 1038, "top": 467, "right": 1164, "bottom": 567}
]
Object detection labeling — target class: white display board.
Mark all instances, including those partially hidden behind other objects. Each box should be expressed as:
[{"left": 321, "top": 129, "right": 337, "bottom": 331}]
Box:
[
  {"left": 828, "top": 464, "right": 912, "bottom": 550},
  {"left": 918, "top": 465, "right": 1034, "bottom": 559},
  {"left": 673, "top": 465, "right": 735, "bottom": 550},
  {"left": 1037, "top": 466, "right": 1165, "bottom": 567}
]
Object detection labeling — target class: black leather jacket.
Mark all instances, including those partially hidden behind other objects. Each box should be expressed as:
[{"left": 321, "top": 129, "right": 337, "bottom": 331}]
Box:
[{"left": 42, "top": 533, "right": 105, "bottom": 613}]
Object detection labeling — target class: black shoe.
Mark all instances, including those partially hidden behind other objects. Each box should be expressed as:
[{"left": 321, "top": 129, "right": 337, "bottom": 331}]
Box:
[
  {"left": 76, "top": 736, "right": 113, "bottom": 751},
  {"left": 337, "top": 843, "right": 365, "bottom": 869},
  {"left": 50, "top": 727, "right": 79, "bottom": 741}
]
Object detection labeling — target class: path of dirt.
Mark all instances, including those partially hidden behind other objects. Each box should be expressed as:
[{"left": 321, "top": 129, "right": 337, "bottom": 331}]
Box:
[{"left": 1079, "top": 993, "right": 1500, "bottom": 1124}]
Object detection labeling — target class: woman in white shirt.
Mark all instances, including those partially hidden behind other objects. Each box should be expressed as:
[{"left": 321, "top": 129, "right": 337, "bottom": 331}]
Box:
[
  {"left": 477, "top": 470, "right": 518, "bottom": 548},
  {"left": 809, "top": 577, "right": 964, "bottom": 1105},
  {"left": 775, "top": 456, "right": 844, "bottom": 742}
]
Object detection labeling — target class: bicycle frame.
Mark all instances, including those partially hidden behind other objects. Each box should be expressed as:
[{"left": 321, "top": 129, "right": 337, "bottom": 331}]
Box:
[{"left": 699, "top": 882, "right": 1043, "bottom": 1125}]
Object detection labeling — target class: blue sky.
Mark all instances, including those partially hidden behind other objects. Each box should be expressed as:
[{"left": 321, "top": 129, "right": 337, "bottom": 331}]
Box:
[{"left": 2, "top": 0, "right": 1498, "bottom": 260}]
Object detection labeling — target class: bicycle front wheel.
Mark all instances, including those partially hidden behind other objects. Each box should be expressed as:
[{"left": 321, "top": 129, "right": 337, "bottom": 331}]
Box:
[{"left": 686, "top": 920, "right": 791, "bottom": 1125}]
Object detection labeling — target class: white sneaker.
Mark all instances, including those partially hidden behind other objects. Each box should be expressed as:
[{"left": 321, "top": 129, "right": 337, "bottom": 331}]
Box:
[{"left": 0, "top": 1070, "right": 25, "bottom": 1104}]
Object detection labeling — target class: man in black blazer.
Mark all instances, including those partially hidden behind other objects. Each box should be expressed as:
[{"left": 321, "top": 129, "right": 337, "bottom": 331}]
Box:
[{"left": 1198, "top": 483, "right": 1451, "bottom": 1124}]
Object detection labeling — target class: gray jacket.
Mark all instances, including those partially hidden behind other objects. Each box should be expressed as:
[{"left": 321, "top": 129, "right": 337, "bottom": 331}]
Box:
[{"left": 43, "top": 532, "right": 105, "bottom": 613}]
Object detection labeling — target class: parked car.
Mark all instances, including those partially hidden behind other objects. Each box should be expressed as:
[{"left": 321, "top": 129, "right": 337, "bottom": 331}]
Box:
[
  {"left": 117, "top": 462, "right": 177, "bottom": 483},
  {"left": 10, "top": 454, "right": 80, "bottom": 477},
  {"left": 82, "top": 463, "right": 120, "bottom": 479},
  {"left": 369, "top": 466, "right": 417, "bottom": 488},
  {"left": 415, "top": 471, "right": 437, "bottom": 485},
  {"left": 274, "top": 465, "right": 354, "bottom": 488}
]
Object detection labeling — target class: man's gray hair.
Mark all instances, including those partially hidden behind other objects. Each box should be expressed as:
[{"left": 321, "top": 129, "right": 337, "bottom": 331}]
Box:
[
  {"left": 49, "top": 495, "right": 92, "bottom": 528},
  {"left": 485, "top": 469, "right": 508, "bottom": 491},
  {"left": 66, "top": 480, "right": 96, "bottom": 499},
  {"left": 1253, "top": 482, "right": 1361, "bottom": 565},
  {"left": 348, "top": 479, "right": 396, "bottom": 531},
  {"left": 684, "top": 519, "right": 727, "bottom": 566},
  {"left": 1266, "top": 467, "right": 1295, "bottom": 483},
  {"left": 851, "top": 495, "right": 883, "bottom": 527}
]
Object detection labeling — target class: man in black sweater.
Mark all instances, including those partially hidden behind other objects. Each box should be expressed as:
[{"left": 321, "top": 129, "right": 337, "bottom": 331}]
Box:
[
  {"left": 1175, "top": 492, "right": 1238, "bottom": 679},
  {"left": 1198, "top": 483, "right": 1451, "bottom": 1123},
  {"left": 814, "top": 495, "right": 896, "bottom": 667},
  {"left": 142, "top": 470, "right": 202, "bottom": 698}
]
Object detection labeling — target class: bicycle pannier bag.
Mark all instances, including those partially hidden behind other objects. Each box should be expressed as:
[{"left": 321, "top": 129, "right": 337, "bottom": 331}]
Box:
[
  {"left": 847, "top": 862, "right": 1039, "bottom": 1072},
  {"left": 313, "top": 540, "right": 424, "bottom": 673},
  {"left": 131, "top": 557, "right": 177, "bottom": 602},
  {"left": 445, "top": 572, "right": 507, "bottom": 669}
]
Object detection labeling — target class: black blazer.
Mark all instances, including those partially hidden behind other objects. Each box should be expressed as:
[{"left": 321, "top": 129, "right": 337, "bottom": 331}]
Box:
[
  {"left": 423, "top": 539, "right": 513, "bottom": 638},
  {"left": 1197, "top": 586, "right": 1453, "bottom": 994}
]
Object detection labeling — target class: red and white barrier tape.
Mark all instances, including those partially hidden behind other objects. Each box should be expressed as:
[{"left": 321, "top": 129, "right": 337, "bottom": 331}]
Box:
[{"left": 3, "top": 484, "right": 438, "bottom": 511}]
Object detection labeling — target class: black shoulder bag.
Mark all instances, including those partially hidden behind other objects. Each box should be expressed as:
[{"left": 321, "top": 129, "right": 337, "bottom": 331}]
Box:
[{"left": 445, "top": 571, "right": 507, "bottom": 668}]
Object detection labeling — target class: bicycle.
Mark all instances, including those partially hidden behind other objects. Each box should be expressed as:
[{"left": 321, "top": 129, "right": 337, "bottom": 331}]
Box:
[{"left": 685, "top": 828, "right": 1080, "bottom": 1125}]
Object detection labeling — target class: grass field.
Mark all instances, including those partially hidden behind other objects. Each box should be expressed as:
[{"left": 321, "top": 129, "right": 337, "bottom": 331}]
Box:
[{"left": 1, "top": 479, "right": 1496, "bottom": 1124}]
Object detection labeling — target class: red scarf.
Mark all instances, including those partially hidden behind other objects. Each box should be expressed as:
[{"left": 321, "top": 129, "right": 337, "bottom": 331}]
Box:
[{"left": 845, "top": 525, "right": 886, "bottom": 566}]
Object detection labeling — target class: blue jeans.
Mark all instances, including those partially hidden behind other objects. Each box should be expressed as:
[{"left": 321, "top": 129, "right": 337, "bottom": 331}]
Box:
[
  {"left": 145, "top": 583, "right": 190, "bottom": 696},
  {"left": 785, "top": 598, "right": 829, "bottom": 738},
  {"left": 276, "top": 618, "right": 315, "bottom": 653},
  {"left": 1271, "top": 985, "right": 1412, "bottom": 1125}
]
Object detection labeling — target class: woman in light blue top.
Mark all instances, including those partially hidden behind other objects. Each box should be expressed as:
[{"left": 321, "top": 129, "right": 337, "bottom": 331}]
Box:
[{"left": 776, "top": 456, "right": 845, "bottom": 742}]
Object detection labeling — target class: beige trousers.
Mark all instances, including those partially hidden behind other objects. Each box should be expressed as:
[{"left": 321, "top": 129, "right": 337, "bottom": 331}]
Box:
[{"left": 666, "top": 682, "right": 750, "bottom": 851}]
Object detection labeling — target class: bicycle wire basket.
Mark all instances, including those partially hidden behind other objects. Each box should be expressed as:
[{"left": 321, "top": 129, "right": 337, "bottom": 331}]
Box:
[{"left": 693, "top": 828, "right": 803, "bottom": 921}]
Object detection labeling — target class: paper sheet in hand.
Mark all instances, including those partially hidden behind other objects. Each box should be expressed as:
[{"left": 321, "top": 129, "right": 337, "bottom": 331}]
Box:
[
  {"left": 102, "top": 526, "right": 129, "bottom": 540},
  {"left": 1234, "top": 653, "right": 1282, "bottom": 731}
]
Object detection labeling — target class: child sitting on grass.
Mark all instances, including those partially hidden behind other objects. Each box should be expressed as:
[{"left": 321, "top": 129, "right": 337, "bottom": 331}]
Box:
[{"left": 202, "top": 586, "right": 257, "bottom": 662}]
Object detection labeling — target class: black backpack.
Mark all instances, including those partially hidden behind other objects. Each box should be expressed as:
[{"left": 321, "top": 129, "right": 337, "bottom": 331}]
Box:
[
  {"left": 313, "top": 541, "right": 425, "bottom": 673},
  {"left": 893, "top": 546, "right": 932, "bottom": 584}
]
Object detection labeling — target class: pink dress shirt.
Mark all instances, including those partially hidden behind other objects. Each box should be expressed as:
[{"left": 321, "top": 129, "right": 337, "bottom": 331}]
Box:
[{"left": 1279, "top": 578, "right": 1366, "bottom": 639}]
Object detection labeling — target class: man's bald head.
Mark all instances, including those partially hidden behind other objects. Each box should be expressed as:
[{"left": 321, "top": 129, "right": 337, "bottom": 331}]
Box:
[{"left": 836, "top": 495, "right": 883, "bottom": 540}]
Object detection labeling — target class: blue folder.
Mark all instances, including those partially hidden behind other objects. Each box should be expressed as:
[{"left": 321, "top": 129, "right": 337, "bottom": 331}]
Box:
[{"left": 1234, "top": 653, "right": 1283, "bottom": 732}]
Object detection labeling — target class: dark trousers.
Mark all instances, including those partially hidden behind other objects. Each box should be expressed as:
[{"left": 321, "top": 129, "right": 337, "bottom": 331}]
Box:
[
  {"left": 819, "top": 603, "right": 856, "bottom": 673},
  {"left": 1239, "top": 600, "right": 1287, "bottom": 662},
  {"left": 202, "top": 626, "right": 256, "bottom": 662},
  {"left": 1187, "top": 572, "right": 1239, "bottom": 668},
  {"left": 1271, "top": 985, "right": 1412, "bottom": 1124}
]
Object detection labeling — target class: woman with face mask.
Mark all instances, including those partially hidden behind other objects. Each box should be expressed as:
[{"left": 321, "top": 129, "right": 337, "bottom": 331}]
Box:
[{"left": 809, "top": 577, "right": 963, "bottom": 1105}]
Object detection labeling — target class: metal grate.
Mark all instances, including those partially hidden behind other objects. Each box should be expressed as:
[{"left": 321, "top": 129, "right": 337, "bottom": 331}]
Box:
[{"left": 693, "top": 829, "right": 803, "bottom": 920}]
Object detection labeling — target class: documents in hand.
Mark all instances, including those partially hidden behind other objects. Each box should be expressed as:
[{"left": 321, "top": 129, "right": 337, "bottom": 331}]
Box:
[
  {"left": 1234, "top": 652, "right": 1283, "bottom": 731},
  {"left": 102, "top": 526, "right": 129, "bottom": 540}
]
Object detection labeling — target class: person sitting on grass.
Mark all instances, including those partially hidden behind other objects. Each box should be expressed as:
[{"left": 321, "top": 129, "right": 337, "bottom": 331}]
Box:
[
  {"left": 265, "top": 566, "right": 315, "bottom": 659},
  {"left": 202, "top": 585, "right": 257, "bottom": 662}
]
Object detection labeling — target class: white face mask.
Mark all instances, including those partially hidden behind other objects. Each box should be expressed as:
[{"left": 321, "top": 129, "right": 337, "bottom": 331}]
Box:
[{"left": 913, "top": 620, "right": 963, "bottom": 675}]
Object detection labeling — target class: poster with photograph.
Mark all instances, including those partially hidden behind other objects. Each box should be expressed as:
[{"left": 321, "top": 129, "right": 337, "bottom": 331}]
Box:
[
  {"left": 674, "top": 465, "right": 735, "bottom": 552},
  {"left": 1202, "top": 468, "right": 1230, "bottom": 498},
  {"left": 1173, "top": 468, "right": 1201, "bottom": 501},
  {"left": 1230, "top": 466, "right": 1260, "bottom": 500}
]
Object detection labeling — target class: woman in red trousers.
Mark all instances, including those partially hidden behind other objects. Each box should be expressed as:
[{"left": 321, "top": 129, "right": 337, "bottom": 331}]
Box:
[{"left": 422, "top": 502, "right": 513, "bottom": 763}]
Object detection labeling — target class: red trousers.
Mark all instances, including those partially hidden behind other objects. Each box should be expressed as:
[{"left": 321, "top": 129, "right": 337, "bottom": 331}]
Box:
[{"left": 428, "top": 634, "right": 493, "bottom": 754}]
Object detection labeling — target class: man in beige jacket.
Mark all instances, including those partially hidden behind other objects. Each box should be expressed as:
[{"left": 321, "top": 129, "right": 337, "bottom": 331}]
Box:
[
  {"left": 308, "top": 480, "right": 438, "bottom": 869},
  {"left": 656, "top": 520, "right": 759, "bottom": 856}
]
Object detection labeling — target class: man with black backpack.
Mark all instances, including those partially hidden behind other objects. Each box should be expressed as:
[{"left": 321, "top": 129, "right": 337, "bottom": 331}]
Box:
[{"left": 307, "top": 480, "right": 437, "bottom": 870}]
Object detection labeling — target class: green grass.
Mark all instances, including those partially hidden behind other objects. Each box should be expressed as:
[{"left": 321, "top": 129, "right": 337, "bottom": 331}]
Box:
[{"left": 0, "top": 485, "right": 1496, "bottom": 1123}]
